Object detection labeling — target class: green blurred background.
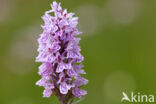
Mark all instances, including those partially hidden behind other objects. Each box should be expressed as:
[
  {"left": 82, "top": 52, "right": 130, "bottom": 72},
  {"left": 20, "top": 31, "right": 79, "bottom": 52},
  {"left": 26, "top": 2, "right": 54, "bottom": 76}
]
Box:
[{"left": 0, "top": 0, "right": 156, "bottom": 104}]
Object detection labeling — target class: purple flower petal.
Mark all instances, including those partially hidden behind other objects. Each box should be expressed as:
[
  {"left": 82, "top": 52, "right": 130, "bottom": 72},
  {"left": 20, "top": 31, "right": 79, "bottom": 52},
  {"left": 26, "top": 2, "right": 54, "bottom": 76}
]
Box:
[
  {"left": 60, "top": 82, "right": 71, "bottom": 94},
  {"left": 72, "top": 87, "right": 87, "bottom": 98},
  {"left": 43, "top": 88, "right": 52, "bottom": 97},
  {"left": 67, "top": 69, "right": 77, "bottom": 77}
]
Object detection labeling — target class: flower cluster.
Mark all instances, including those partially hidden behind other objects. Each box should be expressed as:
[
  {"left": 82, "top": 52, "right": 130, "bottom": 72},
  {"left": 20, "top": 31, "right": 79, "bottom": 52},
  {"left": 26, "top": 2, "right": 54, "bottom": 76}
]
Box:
[{"left": 35, "top": 1, "right": 88, "bottom": 101}]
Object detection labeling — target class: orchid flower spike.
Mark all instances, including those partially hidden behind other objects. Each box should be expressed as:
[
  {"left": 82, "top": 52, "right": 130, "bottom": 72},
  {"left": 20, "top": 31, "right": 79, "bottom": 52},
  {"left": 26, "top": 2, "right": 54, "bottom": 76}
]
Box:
[{"left": 36, "top": 1, "right": 88, "bottom": 104}]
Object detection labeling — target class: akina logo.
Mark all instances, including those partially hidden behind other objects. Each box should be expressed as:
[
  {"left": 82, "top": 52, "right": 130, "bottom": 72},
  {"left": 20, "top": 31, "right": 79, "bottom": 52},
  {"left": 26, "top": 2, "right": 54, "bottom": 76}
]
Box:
[{"left": 121, "top": 92, "right": 154, "bottom": 103}]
